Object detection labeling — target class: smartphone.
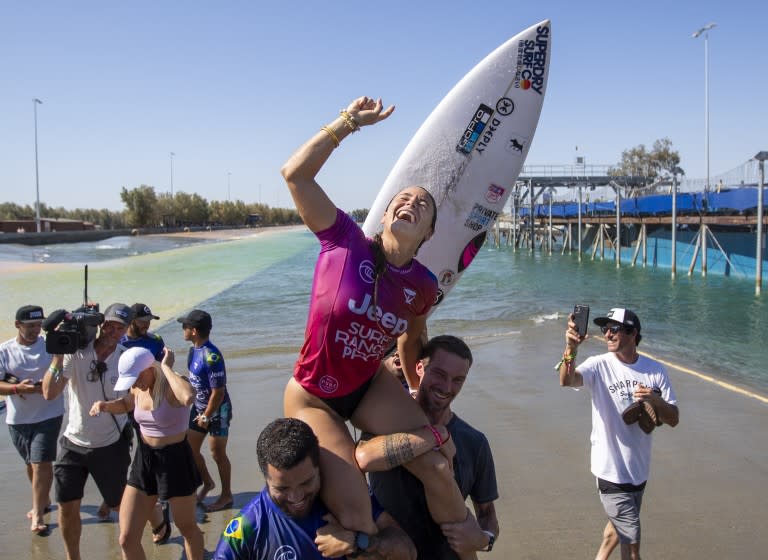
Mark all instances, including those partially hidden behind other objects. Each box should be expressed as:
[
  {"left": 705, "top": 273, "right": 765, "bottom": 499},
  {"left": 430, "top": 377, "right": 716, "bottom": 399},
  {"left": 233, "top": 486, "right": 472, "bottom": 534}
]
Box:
[
  {"left": 573, "top": 304, "right": 590, "bottom": 337},
  {"left": 2, "top": 372, "right": 20, "bottom": 384}
]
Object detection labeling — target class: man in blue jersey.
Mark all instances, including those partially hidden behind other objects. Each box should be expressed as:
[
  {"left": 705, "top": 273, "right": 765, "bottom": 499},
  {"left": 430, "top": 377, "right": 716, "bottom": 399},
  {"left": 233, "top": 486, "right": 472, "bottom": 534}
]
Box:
[
  {"left": 213, "top": 418, "right": 415, "bottom": 560},
  {"left": 121, "top": 303, "right": 165, "bottom": 360},
  {"left": 178, "top": 309, "right": 234, "bottom": 513}
]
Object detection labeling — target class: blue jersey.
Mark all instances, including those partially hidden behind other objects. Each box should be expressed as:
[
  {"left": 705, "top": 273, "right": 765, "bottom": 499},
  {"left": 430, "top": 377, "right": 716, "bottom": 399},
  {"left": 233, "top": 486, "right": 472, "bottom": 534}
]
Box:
[
  {"left": 213, "top": 487, "right": 383, "bottom": 560},
  {"left": 187, "top": 340, "right": 230, "bottom": 413},
  {"left": 120, "top": 331, "right": 166, "bottom": 361}
]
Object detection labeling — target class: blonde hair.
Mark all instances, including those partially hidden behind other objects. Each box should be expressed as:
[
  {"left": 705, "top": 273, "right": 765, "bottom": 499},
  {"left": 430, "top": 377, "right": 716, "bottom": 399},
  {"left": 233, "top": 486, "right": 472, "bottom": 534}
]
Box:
[{"left": 149, "top": 362, "right": 169, "bottom": 410}]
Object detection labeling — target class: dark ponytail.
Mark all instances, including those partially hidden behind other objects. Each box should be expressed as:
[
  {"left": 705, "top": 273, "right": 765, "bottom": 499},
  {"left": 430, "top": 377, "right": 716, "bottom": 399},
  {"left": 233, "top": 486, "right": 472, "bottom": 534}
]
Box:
[{"left": 369, "top": 233, "right": 387, "bottom": 311}]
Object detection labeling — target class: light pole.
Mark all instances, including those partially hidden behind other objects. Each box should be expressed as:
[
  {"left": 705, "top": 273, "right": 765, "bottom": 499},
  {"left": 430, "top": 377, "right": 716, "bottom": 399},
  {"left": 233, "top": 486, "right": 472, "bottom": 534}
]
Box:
[
  {"left": 755, "top": 151, "right": 767, "bottom": 296},
  {"left": 692, "top": 23, "right": 716, "bottom": 192},
  {"left": 227, "top": 172, "right": 231, "bottom": 201},
  {"left": 33, "top": 98, "right": 43, "bottom": 232},
  {"left": 169, "top": 152, "right": 175, "bottom": 197}
]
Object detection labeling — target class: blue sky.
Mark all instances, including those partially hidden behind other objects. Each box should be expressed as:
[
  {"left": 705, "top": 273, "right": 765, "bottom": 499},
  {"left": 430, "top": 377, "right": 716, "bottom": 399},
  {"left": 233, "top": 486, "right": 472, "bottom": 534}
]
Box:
[{"left": 2, "top": 0, "right": 766, "bottom": 212}]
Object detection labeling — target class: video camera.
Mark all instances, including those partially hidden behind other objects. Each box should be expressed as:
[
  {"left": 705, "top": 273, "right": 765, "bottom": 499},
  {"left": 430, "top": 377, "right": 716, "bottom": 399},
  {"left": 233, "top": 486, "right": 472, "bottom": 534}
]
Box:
[{"left": 42, "top": 265, "right": 105, "bottom": 354}]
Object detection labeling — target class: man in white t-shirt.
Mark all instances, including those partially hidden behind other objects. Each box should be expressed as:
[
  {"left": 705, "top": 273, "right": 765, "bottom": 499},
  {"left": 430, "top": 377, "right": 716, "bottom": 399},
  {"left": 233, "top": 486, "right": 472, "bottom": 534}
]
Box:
[
  {"left": 0, "top": 305, "right": 65, "bottom": 534},
  {"left": 43, "top": 303, "right": 133, "bottom": 560},
  {"left": 557, "top": 308, "right": 679, "bottom": 560}
]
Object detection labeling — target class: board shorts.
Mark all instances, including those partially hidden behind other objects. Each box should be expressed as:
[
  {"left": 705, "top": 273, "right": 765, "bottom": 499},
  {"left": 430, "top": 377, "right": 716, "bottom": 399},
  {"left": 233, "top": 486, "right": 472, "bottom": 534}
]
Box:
[
  {"left": 319, "top": 377, "right": 373, "bottom": 420},
  {"left": 188, "top": 401, "right": 233, "bottom": 437},
  {"left": 54, "top": 435, "right": 131, "bottom": 506},
  {"left": 128, "top": 437, "right": 202, "bottom": 500},
  {"left": 8, "top": 415, "right": 63, "bottom": 464},
  {"left": 597, "top": 477, "right": 646, "bottom": 544}
]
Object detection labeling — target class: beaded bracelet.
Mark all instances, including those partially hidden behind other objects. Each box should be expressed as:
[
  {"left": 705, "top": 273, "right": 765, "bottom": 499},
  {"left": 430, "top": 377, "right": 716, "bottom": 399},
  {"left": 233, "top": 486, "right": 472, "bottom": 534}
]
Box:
[
  {"left": 339, "top": 110, "right": 360, "bottom": 132},
  {"left": 320, "top": 126, "right": 340, "bottom": 147}
]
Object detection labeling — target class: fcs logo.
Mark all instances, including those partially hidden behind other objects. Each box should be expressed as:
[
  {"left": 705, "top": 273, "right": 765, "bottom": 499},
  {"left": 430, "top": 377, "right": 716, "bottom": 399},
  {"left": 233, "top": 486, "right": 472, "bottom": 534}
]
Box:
[
  {"left": 403, "top": 288, "right": 416, "bottom": 305},
  {"left": 359, "top": 259, "right": 375, "bottom": 284},
  {"left": 274, "top": 545, "right": 298, "bottom": 560}
]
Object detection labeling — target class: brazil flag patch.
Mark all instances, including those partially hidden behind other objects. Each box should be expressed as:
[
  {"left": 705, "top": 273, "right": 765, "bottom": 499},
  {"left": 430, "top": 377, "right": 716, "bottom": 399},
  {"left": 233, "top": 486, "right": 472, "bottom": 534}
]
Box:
[
  {"left": 206, "top": 352, "right": 221, "bottom": 366},
  {"left": 224, "top": 516, "right": 244, "bottom": 540}
]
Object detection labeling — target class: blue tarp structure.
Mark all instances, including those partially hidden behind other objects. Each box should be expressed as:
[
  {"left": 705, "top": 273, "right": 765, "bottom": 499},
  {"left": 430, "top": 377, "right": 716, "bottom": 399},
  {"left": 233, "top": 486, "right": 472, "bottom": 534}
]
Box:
[{"left": 520, "top": 187, "right": 762, "bottom": 219}]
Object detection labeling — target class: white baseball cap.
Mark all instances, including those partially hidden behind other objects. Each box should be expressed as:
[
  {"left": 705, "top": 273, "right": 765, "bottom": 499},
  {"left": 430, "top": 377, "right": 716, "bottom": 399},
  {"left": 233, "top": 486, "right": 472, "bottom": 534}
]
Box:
[{"left": 115, "top": 347, "right": 155, "bottom": 391}]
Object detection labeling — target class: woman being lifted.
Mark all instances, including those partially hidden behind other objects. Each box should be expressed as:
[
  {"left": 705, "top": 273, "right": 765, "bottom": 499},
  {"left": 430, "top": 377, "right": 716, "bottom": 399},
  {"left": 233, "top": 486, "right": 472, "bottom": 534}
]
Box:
[{"left": 282, "top": 96, "right": 475, "bottom": 559}]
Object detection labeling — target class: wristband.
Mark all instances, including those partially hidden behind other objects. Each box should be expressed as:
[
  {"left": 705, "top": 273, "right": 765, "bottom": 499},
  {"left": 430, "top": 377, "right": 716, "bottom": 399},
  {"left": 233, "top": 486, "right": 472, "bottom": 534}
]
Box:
[
  {"left": 13, "top": 384, "right": 18, "bottom": 395},
  {"left": 426, "top": 424, "right": 444, "bottom": 450}
]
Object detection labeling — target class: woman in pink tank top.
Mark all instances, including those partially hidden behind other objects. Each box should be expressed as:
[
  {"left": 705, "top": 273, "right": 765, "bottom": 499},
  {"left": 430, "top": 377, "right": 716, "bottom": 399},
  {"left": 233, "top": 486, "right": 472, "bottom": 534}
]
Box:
[
  {"left": 282, "top": 96, "right": 476, "bottom": 560},
  {"left": 90, "top": 347, "right": 203, "bottom": 560}
]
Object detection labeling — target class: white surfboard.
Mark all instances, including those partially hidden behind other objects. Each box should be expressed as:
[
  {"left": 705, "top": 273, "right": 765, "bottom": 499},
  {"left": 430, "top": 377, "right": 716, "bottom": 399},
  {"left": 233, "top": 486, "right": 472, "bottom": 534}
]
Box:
[{"left": 363, "top": 20, "right": 551, "bottom": 309}]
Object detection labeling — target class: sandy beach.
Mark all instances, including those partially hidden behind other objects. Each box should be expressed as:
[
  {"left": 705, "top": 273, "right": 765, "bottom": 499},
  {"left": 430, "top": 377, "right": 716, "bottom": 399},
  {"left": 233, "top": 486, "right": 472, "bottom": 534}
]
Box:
[{"left": 1, "top": 319, "right": 766, "bottom": 558}]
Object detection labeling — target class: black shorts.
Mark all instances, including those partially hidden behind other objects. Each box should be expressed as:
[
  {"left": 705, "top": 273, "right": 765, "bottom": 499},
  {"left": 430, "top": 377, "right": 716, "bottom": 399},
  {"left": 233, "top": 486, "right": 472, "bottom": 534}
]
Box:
[
  {"left": 319, "top": 377, "right": 373, "bottom": 420},
  {"left": 54, "top": 435, "right": 131, "bottom": 506},
  {"left": 128, "top": 437, "right": 202, "bottom": 500}
]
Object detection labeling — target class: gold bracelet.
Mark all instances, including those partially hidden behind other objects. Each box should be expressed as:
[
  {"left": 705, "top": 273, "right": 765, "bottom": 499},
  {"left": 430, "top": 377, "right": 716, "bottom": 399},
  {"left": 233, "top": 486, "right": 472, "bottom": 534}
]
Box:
[
  {"left": 339, "top": 110, "right": 360, "bottom": 132},
  {"left": 320, "top": 125, "right": 340, "bottom": 147}
]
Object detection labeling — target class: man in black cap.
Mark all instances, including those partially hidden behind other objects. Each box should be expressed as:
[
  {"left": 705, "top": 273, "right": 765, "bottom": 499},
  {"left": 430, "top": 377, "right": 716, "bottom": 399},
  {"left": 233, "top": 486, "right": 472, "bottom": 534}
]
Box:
[
  {"left": 43, "top": 302, "right": 133, "bottom": 560},
  {"left": 0, "top": 305, "right": 64, "bottom": 534},
  {"left": 557, "top": 307, "right": 679, "bottom": 560},
  {"left": 121, "top": 303, "right": 166, "bottom": 361},
  {"left": 178, "top": 309, "right": 234, "bottom": 513}
]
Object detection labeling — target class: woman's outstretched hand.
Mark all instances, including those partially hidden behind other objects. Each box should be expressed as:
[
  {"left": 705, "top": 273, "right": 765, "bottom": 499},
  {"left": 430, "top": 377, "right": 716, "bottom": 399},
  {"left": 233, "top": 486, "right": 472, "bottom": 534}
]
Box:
[{"left": 346, "top": 96, "right": 395, "bottom": 127}]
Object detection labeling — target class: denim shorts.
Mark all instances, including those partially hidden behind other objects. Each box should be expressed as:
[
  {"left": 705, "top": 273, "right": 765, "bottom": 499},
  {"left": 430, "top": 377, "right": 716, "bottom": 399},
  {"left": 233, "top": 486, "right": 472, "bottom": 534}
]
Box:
[
  {"left": 188, "top": 401, "right": 233, "bottom": 437},
  {"left": 8, "top": 415, "right": 63, "bottom": 464}
]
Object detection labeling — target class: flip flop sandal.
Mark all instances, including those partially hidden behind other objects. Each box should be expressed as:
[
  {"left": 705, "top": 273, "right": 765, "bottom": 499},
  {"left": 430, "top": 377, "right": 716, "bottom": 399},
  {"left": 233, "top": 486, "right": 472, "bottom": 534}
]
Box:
[{"left": 152, "top": 519, "right": 171, "bottom": 545}]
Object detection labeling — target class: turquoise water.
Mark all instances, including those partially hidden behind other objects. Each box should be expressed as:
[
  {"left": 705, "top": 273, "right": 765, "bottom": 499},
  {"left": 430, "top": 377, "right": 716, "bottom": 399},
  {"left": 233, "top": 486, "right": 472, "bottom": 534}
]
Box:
[{"left": 1, "top": 229, "right": 765, "bottom": 394}]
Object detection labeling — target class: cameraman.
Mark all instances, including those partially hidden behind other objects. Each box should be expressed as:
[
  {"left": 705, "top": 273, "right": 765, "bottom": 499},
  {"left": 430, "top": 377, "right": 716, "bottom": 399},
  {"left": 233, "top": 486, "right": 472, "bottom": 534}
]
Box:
[
  {"left": 43, "top": 303, "right": 133, "bottom": 560},
  {"left": 0, "top": 305, "right": 64, "bottom": 535}
]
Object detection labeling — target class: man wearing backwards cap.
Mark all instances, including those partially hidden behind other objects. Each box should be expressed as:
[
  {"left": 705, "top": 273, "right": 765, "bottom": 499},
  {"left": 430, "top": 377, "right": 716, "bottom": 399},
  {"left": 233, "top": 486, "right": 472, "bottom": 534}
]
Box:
[
  {"left": 42, "top": 303, "right": 133, "bottom": 560},
  {"left": 121, "top": 303, "right": 166, "bottom": 361},
  {"left": 0, "top": 305, "right": 64, "bottom": 534},
  {"left": 557, "top": 307, "right": 679, "bottom": 560},
  {"left": 177, "top": 309, "right": 234, "bottom": 513}
]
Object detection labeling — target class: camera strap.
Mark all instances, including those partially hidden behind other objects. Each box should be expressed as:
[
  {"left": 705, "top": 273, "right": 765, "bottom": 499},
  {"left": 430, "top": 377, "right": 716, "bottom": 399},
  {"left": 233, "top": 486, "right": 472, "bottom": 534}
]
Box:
[{"left": 98, "top": 370, "right": 125, "bottom": 442}]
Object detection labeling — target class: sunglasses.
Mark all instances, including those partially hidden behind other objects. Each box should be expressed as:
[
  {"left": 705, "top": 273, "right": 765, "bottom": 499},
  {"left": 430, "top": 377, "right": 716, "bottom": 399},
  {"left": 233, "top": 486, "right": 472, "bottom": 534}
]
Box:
[
  {"left": 600, "top": 324, "right": 633, "bottom": 335},
  {"left": 88, "top": 360, "right": 108, "bottom": 382}
]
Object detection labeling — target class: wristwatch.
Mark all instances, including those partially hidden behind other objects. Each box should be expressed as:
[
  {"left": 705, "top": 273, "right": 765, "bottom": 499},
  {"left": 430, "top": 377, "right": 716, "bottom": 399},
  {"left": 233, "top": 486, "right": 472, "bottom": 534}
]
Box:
[
  {"left": 349, "top": 531, "right": 370, "bottom": 557},
  {"left": 481, "top": 530, "right": 496, "bottom": 552},
  {"left": 198, "top": 414, "right": 209, "bottom": 424}
]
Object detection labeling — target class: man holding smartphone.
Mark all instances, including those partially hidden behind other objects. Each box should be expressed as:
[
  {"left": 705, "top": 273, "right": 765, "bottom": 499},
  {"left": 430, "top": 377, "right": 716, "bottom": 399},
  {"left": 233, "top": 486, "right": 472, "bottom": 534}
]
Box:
[
  {"left": 556, "top": 307, "right": 679, "bottom": 560},
  {"left": 0, "top": 305, "right": 64, "bottom": 534}
]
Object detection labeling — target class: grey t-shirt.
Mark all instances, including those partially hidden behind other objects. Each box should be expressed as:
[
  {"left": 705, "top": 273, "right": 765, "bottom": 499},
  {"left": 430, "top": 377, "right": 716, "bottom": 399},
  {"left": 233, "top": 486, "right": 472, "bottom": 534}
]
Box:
[{"left": 369, "top": 413, "right": 498, "bottom": 560}]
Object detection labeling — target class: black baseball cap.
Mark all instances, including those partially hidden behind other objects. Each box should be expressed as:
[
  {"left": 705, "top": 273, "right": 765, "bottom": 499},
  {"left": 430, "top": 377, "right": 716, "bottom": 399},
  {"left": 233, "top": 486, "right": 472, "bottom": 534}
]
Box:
[
  {"left": 131, "top": 303, "right": 159, "bottom": 320},
  {"left": 177, "top": 309, "right": 212, "bottom": 331},
  {"left": 593, "top": 308, "right": 641, "bottom": 332},
  {"left": 16, "top": 305, "right": 45, "bottom": 323}
]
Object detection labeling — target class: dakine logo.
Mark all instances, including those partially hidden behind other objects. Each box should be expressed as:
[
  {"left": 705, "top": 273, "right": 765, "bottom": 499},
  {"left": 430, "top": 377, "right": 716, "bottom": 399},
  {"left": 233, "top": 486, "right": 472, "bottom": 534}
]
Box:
[
  {"left": 318, "top": 375, "right": 339, "bottom": 394},
  {"left": 359, "top": 259, "right": 375, "bottom": 284},
  {"left": 513, "top": 25, "right": 549, "bottom": 94},
  {"left": 496, "top": 97, "right": 515, "bottom": 116},
  {"left": 274, "top": 544, "right": 298, "bottom": 560},
  {"left": 438, "top": 270, "right": 456, "bottom": 286},
  {"left": 485, "top": 184, "right": 505, "bottom": 204},
  {"left": 403, "top": 288, "right": 416, "bottom": 304},
  {"left": 456, "top": 104, "right": 494, "bottom": 154}
]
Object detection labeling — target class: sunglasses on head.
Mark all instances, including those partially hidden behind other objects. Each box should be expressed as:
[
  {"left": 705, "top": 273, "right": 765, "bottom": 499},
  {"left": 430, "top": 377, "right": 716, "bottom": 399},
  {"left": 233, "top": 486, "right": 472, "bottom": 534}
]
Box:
[
  {"left": 600, "top": 324, "right": 633, "bottom": 335},
  {"left": 87, "top": 360, "right": 108, "bottom": 382}
]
